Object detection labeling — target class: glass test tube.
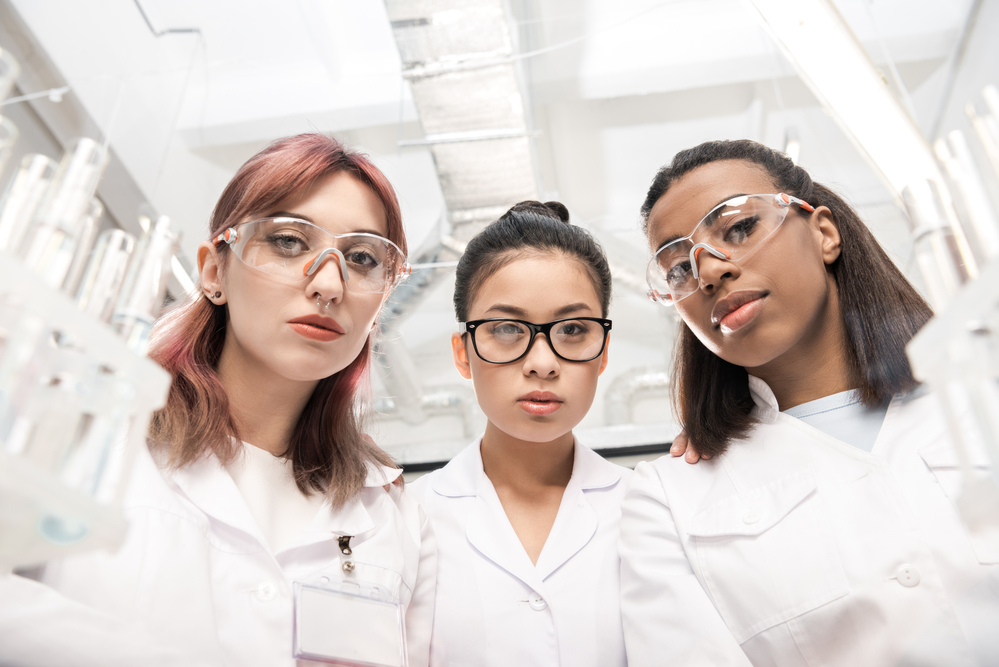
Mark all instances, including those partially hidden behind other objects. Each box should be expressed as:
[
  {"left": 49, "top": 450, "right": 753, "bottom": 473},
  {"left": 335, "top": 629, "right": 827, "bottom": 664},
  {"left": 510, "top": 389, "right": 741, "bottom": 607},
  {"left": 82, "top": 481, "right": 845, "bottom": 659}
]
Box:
[
  {"left": 62, "top": 198, "right": 104, "bottom": 297},
  {"left": 76, "top": 228, "right": 136, "bottom": 323},
  {"left": 0, "top": 154, "right": 58, "bottom": 253},
  {"left": 112, "top": 213, "right": 178, "bottom": 355},
  {"left": 20, "top": 138, "right": 109, "bottom": 289}
]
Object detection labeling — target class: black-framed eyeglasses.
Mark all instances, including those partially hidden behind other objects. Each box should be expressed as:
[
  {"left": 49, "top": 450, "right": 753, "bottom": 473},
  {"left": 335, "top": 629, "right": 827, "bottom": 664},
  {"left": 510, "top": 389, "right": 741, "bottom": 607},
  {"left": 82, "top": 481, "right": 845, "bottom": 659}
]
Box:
[{"left": 458, "top": 317, "right": 612, "bottom": 364}]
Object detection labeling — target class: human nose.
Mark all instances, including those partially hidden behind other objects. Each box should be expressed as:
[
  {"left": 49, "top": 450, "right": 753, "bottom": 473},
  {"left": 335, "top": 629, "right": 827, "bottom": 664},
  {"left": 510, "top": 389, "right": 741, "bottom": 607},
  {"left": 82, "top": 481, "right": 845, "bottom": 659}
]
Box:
[
  {"left": 522, "top": 332, "right": 560, "bottom": 378},
  {"left": 692, "top": 243, "right": 737, "bottom": 294},
  {"left": 306, "top": 252, "right": 347, "bottom": 306}
]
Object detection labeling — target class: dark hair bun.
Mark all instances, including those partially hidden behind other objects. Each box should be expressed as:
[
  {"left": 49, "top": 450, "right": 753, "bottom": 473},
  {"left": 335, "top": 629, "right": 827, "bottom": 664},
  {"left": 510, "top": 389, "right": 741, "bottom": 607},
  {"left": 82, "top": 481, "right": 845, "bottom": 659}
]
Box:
[{"left": 506, "top": 200, "right": 571, "bottom": 224}]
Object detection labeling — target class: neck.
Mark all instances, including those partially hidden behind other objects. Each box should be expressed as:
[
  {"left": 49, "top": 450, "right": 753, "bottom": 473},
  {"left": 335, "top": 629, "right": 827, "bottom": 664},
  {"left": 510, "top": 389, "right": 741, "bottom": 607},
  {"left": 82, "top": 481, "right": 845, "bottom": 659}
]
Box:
[
  {"left": 749, "top": 277, "right": 855, "bottom": 411},
  {"left": 479, "top": 422, "right": 575, "bottom": 492},
  {"left": 216, "top": 336, "right": 317, "bottom": 456}
]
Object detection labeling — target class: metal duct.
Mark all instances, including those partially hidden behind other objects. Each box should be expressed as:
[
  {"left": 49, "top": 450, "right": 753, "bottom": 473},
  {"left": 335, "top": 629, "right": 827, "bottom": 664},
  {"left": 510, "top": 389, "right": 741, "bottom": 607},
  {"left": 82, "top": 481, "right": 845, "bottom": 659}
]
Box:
[
  {"left": 373, "top": 0, "right": 542, "bottom": 433},
  {"left": 387, "top": 0, "right": 541, "bottom": 229}
]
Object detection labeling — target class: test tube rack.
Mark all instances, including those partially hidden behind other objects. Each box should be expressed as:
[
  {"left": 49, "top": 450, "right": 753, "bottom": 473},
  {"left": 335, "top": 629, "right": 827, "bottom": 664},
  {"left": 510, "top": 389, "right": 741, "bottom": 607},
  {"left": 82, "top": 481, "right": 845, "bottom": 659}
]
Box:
[{"left": 0, "top": 250, "right": 171, "bottom": 569}]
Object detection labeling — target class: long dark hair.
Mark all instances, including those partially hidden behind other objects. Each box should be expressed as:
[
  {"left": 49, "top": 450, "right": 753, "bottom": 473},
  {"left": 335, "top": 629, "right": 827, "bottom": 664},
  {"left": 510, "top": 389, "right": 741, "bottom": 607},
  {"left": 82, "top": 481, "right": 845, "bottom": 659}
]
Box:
[
  {"left": 641, "top": 140, "right": 933, "bottom": 457},
  {"left": 149, "top": 133, "right": 403, "bottom": 508},
  {"left": 454, "top": 200, "right": 612, "bottom": 320}
]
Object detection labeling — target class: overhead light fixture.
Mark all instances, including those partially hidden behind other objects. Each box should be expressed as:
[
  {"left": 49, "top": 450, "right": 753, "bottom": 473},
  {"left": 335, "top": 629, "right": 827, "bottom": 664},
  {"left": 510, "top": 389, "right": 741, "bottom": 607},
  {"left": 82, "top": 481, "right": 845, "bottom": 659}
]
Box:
[{"left": 746, "top": 0, "right": 977, "bottom": 307}]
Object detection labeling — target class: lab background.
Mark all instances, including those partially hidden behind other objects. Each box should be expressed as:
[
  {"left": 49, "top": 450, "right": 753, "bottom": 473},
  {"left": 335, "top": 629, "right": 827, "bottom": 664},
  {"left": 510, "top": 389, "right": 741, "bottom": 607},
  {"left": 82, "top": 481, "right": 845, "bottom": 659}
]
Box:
[{"left": 2, "top": 0, "right": 999, "bottom": 568}]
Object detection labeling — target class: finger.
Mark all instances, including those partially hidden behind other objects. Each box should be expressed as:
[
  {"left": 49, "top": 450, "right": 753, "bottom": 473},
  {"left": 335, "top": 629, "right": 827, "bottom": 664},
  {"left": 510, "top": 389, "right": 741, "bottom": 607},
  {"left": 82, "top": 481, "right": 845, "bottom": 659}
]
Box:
[
  {"left": 670, "top": 432, "right": 689, "bottom": 457},
  {"left": 684, "top": 448, "right": 701, "bottom": 464}
]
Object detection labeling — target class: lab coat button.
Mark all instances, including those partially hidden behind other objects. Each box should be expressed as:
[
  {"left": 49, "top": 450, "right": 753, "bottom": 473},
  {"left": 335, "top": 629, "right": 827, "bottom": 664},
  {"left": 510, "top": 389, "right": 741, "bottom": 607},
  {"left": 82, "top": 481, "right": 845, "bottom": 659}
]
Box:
[
  {"left": 256, "top": 582, "right": 277, "bottom": 601},
  {"left": 742, "top": 510, "right": 760, "bottom": 524},
  {"left": 529, "top": 597, "right": 547, "bottom": 611},
  {"left": 342, "top": 561, "right": 355, "bottom": 573},
  {"left": 896, "top": 564, "right": 920, "bottom": 588}
]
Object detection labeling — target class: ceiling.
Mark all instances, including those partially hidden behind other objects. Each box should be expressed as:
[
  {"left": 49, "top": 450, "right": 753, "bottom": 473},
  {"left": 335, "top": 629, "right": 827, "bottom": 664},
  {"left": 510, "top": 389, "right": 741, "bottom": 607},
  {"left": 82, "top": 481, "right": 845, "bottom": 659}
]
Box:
[{"left": 2, "top": 0, "right": 997, "bottom": 463}]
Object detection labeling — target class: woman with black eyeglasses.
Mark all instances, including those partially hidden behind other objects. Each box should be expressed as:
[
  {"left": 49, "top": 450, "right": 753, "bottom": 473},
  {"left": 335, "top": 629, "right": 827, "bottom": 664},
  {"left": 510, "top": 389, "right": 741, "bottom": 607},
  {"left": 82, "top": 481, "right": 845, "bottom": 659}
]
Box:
[{"left": 409, "top": 201, "right": 629, "bottom": 667}]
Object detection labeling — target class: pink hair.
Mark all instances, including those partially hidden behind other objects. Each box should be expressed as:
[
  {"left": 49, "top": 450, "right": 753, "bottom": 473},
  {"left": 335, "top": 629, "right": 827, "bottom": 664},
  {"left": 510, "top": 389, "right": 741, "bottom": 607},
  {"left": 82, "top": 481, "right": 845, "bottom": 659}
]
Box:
[{"left": 148, "top": 134, "right": 402, "bottom": 507}]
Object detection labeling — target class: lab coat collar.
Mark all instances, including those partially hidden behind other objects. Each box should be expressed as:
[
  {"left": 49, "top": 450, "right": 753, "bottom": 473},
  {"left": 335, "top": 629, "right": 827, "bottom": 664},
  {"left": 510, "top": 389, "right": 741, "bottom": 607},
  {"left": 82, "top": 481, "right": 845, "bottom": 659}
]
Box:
[
  {"left": 167, "top": 453, "right": 397, "bottom": 551},
  {"left": 431, "top": 436, "right": 621, "bottom": 497},
  {"left": 168, "top": 452, "right": 268, "bottom": 548},
  {"left": 366, "top": 464, "right": 403, "bottom": 488},
  {"left": 434, "top": 437, "right": 615, "bottom": 587},
  {"left": 747, "top": 375, "right": 780, "bottom": 423},
  {"left": 296, "top": 464, "right": 401, "bottom": 544}
]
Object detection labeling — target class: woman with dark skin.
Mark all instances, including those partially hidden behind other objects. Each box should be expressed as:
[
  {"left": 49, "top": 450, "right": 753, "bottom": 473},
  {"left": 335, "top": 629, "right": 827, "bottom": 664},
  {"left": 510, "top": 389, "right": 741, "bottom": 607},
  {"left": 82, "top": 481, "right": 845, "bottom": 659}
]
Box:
[{"left": 619, "top": 139, "right": 999, "bottom": 666}]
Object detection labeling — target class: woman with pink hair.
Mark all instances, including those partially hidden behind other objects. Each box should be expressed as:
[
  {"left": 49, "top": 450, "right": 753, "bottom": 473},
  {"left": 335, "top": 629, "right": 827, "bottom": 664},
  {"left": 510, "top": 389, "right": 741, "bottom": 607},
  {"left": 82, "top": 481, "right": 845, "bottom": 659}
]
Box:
[{"left": 1, "top": 134, "right": 434, "bottom": 667}]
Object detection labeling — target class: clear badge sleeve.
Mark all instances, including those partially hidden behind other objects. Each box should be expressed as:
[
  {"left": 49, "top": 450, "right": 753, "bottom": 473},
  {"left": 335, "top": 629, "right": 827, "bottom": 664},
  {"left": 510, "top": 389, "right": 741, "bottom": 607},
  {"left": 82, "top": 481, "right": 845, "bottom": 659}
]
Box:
[{"left": 292, "top": 576, "right": 407, "bottom": 667}]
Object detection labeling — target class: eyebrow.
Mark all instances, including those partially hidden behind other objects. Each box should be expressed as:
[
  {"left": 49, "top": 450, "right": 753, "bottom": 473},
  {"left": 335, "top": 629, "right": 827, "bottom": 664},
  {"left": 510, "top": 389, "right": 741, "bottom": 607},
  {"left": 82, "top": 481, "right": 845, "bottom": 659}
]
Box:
[
  {"left": 483, "top": 302, "right": 594, "bottom": 319},
  {"left": 266, "top": 210, "right": 385, "bottom": 237},
  {"left": 653, "top": 192, "right": 750, "bottom": 252}
]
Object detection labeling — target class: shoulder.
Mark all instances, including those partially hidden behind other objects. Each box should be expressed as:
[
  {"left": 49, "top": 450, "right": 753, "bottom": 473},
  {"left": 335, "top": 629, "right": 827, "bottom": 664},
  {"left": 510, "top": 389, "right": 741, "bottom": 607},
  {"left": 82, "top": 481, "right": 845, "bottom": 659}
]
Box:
[
  {"left": 404, "top": 440, "right": 483, "bottom": 503},
  {"left": 406, "top": 469, "right": 437, "bottom": 502},
  {"left": 574, "top": 443, "right": 632, "bottom": 496}
]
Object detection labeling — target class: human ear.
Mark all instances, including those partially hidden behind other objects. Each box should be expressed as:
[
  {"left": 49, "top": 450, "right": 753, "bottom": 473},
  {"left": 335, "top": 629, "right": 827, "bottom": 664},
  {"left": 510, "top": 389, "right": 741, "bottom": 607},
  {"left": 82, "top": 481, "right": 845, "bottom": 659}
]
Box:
[
  {"left": 598, "top": 334, "right": 610, "bottom": 376},
  {"left": 451, "top": 332, "right": 472, "bottom": 380},
  {"left": 197, "top": 241, "right": 228, "bottom": 304},
  {"left": 811, "top": 206, "right": 842, "bottom": 265}
]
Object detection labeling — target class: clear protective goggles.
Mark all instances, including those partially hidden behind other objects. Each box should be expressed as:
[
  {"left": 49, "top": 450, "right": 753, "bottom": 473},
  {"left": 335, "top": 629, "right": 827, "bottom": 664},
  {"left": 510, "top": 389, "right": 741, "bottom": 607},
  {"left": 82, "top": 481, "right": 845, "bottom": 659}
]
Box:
[
  {"left": 459, "top": 317, "right": 612, "bottom": 364},
  {"left": 646, "top": 193, "right": 813, "bottom": 306},
  {"left": 213, "top": 217, "right": 411, "bottom": 294}
]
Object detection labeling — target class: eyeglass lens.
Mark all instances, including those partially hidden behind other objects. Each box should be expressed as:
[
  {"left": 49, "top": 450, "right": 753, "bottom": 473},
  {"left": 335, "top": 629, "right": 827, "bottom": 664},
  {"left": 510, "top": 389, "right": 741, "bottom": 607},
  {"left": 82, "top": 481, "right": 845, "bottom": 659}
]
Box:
[
  {"left": 233, "top": 219, "right": 401, "bottom": 293},
  {"left": 473, "top": 319, "right": 607, "bottom": 363},
  {"left": 653, "top": 195, "right": 786, "bottom": 298}
]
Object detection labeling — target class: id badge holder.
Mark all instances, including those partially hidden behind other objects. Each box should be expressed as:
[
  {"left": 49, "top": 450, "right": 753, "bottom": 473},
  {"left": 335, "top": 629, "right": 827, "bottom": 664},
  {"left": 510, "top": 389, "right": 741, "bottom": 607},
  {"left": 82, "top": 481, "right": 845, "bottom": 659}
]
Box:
[{"left": 293, "top": 537, "right": 408, "bottom": 667}]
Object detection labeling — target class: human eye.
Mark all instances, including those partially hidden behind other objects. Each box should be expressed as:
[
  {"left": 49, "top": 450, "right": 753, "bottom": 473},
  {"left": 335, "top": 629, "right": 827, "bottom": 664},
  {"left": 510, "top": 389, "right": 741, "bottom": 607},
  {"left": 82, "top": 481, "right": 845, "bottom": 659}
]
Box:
[
  {"left": 722, "top": 215, "right": 760, "bottom": 245},
  {"left": 344, "top": 246, "right": 379, "bottom": 268},
  {"left": 265, "top": 232, "right": 309, "bottom": 257},
  {"left": 484, "top": 321, "right": 527, "bottom": 342},
  {"left": 666, "top": 259, "right": 692, "bottom": 287},
  {"left": 555, "top": 320, "right": 590, "bottom": 338}
]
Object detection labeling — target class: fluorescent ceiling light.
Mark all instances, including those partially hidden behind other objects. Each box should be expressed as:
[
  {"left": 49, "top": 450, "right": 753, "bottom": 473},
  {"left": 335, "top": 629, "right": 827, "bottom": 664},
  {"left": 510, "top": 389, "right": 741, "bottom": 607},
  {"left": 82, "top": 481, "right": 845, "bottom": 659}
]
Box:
[
  {"left": 747, "top": 0, "right": 978, "bottom": 299},
  {"left": 746, "top": 0, "right": 937, "bottom": 193}
]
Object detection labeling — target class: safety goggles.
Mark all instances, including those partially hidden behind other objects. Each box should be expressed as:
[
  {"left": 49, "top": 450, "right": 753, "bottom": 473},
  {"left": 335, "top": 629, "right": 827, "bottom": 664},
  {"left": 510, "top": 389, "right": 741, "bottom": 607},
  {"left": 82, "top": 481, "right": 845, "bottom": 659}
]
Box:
[
  {"left": 213, "top": 217, "right": 411, "bottom": 294},
  {"left": 646, "top": 193, "right": 813, "bottom": 306},
  {"left": 459, "top": 317, "right": 612, "bottom": 364}
]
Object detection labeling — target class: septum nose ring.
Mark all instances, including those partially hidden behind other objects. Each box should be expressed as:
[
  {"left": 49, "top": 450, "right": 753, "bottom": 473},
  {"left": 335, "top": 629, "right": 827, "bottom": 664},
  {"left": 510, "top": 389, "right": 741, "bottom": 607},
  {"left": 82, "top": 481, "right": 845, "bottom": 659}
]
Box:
[{"left": 316, "top": 296, "right": 332, "bottom": 310}]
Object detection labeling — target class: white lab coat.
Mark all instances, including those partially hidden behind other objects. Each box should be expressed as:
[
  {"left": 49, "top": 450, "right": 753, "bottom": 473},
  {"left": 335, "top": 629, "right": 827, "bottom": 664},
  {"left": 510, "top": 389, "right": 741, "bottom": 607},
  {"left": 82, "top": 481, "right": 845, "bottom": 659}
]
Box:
[
  {"left": 0, "top": 441, "right": 436, "bottom": 667},
  {"left": 619, "top": 376, "right": 999, "bottom": 667},
  {"left": 410, "top": 438, "right": 630, "bottom": 667}
]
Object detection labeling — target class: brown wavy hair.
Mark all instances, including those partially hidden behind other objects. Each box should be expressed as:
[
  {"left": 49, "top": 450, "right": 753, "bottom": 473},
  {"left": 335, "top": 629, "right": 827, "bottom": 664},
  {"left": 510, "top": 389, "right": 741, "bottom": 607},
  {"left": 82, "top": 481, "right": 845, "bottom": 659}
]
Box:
[
  {"left": 148, "top": 133, "right": 407, "bottom": 507},
  {"left": 640, "top": 140, "right": 933, "bottom": 458}
]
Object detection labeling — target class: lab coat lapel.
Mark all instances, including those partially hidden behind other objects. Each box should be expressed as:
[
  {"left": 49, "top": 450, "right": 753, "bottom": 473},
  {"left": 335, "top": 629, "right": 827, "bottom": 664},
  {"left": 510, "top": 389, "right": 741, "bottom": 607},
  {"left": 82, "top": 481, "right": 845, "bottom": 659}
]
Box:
[
  {"left": 453, "top": 443, "right": 548, "bottom": 594},
  {"left": 535, "top": 443, "right": 617, "bottom": 580},
  {"left": 735, "top": 376, "right": 876, "bottom": 489},
  {"left": 168, "top": 454, "right": 268, "bottom": 547},
  {"left": 534, "top": 480, "right": 595, "bottom": 580},
  {"left": 466, "top": 480, "right": 548, "bottom": 594}
]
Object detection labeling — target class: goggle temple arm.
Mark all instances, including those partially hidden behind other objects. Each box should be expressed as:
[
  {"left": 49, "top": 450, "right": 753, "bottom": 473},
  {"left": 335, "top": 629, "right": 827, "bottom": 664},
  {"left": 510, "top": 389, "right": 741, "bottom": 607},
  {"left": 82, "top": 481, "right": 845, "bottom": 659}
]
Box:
[
  {"left": 303, "top": 247, "right": 350, "bottom": 283},
  {"left": 212, "top": 227, "right": 238, "bottom": 246},
  {"left": 397, "top": 263, "right": 413, "bottom": 283},
  {"left": 775, "top": 192, "right": 815, "bottom": 212}
]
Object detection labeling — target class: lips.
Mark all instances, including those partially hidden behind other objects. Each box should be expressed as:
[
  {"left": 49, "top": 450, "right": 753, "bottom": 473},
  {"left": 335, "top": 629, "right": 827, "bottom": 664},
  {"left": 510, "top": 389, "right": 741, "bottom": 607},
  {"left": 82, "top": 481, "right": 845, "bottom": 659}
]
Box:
[
  {"left": 517, "top": 390, "right": 564, "bottom": 416},
  {"left": 710, "top": 290, "right": 767, "bottom": 332},
  {"left": 288, "top": 314, "right": 346, "bottom": 342}
]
